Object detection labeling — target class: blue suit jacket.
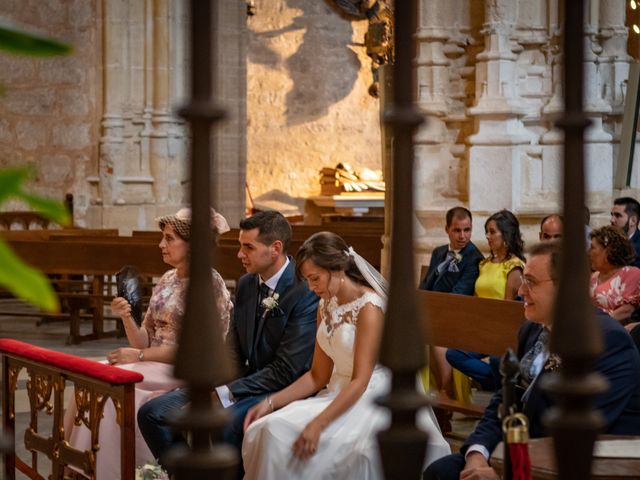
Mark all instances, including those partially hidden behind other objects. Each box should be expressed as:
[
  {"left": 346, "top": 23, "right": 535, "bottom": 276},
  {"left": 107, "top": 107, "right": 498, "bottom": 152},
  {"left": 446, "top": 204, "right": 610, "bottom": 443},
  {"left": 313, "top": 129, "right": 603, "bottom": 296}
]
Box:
[
  {"left": 631, "top": 229, "right": 640, "bottom": 268},
  {"left": 462, "top": 311, "right": 640, "bottom": 456},
  {"left": 419, "top": 242, "right": 484, "bottom": 295},
  {"left": 226, "top": 257, "right": 319, "bottom": 400}
]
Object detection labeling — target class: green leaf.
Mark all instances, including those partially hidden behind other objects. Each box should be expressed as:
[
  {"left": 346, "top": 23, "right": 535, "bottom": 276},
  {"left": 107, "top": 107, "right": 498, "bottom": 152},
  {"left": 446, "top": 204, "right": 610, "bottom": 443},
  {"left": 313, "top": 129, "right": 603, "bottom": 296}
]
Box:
[
  {"left": 0, "top": 239, "right": 59, "bottom": 312},
  {"left": 0, "top": 167, "right": 70, "bottom": 225},
  {"left": 17, "top": 192, "right": 71, "bottom": 226},
  {"left": 0, "top": 19, "right": 72, "bottom": 57},
  {"left": 0, "top": 167, "right": 30, "bottom": 203}
]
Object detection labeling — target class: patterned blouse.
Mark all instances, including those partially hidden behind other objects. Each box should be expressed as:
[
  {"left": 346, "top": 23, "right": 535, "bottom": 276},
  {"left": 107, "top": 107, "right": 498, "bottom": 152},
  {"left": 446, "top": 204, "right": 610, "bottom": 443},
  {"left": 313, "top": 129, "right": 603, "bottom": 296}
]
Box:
[
  {"left": 474, "top": 256, "right": 526, "bottom": 300},
  {"left": 589, "top": 266, "right": 640, "bottom": 318},
  {"left": 142, "top": 268, "right": 232, "bottom": 347}
]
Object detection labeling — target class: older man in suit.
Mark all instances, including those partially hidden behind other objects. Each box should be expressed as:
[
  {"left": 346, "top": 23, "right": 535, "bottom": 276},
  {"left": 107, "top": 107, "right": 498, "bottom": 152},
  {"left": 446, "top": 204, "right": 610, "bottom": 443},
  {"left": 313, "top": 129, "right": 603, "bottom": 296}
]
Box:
[
  {"left": 138, "top": 211, "right": 318, "bottom": 465},
  {"left": 420, "top": 207, "right": 483, "bottom": 398},
  {"left": 424, "top": 242, "right": 640, "bottom": 480}
]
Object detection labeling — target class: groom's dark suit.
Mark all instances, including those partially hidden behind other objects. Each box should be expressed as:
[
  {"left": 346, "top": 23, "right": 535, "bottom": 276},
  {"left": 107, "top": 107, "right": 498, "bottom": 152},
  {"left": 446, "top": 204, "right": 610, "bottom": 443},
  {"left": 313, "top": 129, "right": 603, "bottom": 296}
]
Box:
[
  {"left": 419, "top": 242, "right": 483, "bottom": 295},
  {"left": 137, "top": 257, "right": 318, "bottom": 460},
  {"left": 424, "top": 310, "right": 640, "bottom": 480},
  {"left": 226, "top": 256, "right": 318, "bottom": 400}
]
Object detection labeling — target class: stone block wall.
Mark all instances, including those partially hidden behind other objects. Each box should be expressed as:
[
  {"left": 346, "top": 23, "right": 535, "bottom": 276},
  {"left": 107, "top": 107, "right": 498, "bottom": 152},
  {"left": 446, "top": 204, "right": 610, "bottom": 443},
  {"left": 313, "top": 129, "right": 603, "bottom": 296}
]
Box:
[{"left": 0, "top": 0, "right": 100, "bottom": 212}]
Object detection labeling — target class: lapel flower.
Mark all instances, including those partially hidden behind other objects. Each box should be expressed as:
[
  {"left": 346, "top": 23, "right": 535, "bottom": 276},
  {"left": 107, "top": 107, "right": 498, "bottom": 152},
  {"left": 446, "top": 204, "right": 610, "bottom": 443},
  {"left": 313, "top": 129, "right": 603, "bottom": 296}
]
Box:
[
  {"left": 452, "top": 252, "right": 463, "bottom": 264},
  {"left": 261, "top": 292, "right": 280, "bottom": 317}
]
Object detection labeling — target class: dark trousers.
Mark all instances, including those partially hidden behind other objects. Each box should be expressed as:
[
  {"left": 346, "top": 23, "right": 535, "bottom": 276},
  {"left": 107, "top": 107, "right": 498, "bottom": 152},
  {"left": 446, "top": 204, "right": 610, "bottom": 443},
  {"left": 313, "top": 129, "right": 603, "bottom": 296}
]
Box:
[
  {"left": 445, "top": 349, "right": 500, "bottom": 391},
  {"left": 137, "top": 388, "right": 265, "bottom": 464},
  {"left": 423, "top": 452, "right": 466, "bottom": 480}
]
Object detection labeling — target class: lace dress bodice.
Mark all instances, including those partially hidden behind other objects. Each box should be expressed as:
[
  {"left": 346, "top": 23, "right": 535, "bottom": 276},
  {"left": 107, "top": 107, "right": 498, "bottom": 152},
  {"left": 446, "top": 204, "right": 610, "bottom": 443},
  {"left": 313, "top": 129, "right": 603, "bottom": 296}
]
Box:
[{"left": 316, "top": 291, "right": 385, "bottom": 392}]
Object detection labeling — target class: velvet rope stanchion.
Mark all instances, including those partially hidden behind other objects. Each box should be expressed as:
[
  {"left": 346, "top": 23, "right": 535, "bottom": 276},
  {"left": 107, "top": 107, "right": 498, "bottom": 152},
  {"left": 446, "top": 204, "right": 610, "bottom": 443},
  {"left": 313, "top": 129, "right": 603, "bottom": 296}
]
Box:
[{"left": 503, "top": 413, "right": 532, "bottom": 480}]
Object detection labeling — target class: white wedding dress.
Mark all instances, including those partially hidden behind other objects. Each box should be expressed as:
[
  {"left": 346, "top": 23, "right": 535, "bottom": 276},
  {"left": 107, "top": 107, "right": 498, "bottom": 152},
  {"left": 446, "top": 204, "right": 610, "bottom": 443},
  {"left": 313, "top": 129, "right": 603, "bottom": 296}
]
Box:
[{"left": 242, "top": 291, "right": 451, "bottom": 480}]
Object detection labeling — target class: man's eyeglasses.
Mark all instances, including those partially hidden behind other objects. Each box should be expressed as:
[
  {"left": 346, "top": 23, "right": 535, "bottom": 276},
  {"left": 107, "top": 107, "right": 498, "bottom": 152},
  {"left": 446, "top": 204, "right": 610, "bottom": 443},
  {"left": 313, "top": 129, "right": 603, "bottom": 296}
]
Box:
[{"left": 520, "top": 276, "right": 554, "bottom": 289}]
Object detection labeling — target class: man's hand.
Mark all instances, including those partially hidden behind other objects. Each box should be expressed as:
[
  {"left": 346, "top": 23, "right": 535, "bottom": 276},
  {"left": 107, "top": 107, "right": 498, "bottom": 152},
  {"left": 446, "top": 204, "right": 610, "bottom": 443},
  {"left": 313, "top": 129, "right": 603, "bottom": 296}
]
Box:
[
  {"left": 211, "top": 390, "right": 222, "bottom": 407},
  {"left": 460, "top": 452, "right": 499, "bottom": 480},
  {"left": 107, "top": 347, "right": 139, "bottom": 365}
]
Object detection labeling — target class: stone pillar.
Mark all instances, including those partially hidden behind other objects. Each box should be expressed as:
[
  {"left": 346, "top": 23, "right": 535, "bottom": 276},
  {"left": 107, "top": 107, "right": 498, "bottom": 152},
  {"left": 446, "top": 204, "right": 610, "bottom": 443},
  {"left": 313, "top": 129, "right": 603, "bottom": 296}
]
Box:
[
  {"left": 467, "top": 0, "right": 529, "bottom": 221},
  {"left": 584, "top": 0, "right": 614, "bottom": 209}
]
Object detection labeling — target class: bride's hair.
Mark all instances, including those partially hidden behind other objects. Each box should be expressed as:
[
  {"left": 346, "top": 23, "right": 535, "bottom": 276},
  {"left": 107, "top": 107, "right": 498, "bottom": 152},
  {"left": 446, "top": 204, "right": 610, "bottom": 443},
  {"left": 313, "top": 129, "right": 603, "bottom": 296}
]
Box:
[{"left": 295, "top": 231, "right": 368, "bottom": 286}]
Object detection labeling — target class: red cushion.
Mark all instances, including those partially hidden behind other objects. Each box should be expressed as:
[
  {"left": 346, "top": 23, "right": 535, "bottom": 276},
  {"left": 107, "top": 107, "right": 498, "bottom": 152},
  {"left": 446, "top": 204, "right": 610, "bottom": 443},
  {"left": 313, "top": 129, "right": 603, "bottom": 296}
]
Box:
[{"left": 0, "top": 339, "right": 144, "bottom": 385}]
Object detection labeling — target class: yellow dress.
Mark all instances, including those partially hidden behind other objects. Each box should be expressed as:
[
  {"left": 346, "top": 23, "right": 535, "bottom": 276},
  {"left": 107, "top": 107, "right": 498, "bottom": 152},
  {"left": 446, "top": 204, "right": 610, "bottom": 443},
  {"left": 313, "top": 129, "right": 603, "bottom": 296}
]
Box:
[{"left": 474, "top": 257, "right": 526, "bottom": 300}]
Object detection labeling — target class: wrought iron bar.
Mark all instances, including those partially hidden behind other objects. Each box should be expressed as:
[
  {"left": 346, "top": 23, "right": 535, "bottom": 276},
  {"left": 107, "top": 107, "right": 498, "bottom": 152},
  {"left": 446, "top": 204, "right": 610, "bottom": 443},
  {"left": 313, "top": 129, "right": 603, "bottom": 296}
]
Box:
[
  {"left": 164, "top": 1, "right": 237, "bottom": 479},
  {"left": 376, "top": 0, "right": 429, "bottom": 478},
  {"left": 540, "top": 1, "right": 608, "bottom": 479}
]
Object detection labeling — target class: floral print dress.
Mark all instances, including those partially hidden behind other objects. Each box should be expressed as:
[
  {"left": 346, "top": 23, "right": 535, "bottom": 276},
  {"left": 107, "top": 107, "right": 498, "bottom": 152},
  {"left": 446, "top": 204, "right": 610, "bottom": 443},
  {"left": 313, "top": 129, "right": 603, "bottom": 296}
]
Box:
[{"left": 590, "top": 266, "right": 640, "bottom": 318}]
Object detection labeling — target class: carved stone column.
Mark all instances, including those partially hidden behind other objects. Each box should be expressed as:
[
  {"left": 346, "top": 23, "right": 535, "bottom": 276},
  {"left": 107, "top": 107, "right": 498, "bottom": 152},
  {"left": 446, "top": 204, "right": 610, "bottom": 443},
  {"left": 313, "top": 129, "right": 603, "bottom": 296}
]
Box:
[{"left": 467, "top": 0, "right": 529, "bottom": 221}]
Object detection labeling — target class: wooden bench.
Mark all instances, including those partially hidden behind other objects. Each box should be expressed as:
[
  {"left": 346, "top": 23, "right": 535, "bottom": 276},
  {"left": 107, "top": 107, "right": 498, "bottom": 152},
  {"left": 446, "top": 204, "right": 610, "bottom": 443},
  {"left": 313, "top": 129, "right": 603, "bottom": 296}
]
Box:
[
  {"left": 417, "top": 290, "right": 525, "bottom": 429},
  {"left": 0, "top": 338, "right": 143, "bottom": 480}
]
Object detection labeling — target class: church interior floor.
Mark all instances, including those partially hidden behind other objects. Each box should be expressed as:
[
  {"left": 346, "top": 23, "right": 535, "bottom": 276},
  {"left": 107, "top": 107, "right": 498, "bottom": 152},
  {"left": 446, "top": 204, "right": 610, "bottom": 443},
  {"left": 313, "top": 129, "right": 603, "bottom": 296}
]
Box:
[{"left": 0, "top": 298, "right": 484, "bottom": 477}]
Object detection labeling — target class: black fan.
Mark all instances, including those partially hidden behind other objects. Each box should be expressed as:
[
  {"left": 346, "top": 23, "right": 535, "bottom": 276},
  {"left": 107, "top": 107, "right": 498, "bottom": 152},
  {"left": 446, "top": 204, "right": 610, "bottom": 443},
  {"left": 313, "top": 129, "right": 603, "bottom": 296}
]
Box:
[{"left": 116, "top": 265, "right": 143, "bottom": 326}]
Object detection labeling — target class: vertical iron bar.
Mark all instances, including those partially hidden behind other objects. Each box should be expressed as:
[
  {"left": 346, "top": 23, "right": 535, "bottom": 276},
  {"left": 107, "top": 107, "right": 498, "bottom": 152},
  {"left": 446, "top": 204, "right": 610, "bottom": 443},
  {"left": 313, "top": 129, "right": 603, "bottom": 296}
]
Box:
[
  {"left": 376, "top": 1, "right": 429, "bottom": 478},
  {"left": 164, "top": 1, "right": 237, "bottom": 478},
  {"left": 541, "top": 1, "right": 608, "bottom": 479}
]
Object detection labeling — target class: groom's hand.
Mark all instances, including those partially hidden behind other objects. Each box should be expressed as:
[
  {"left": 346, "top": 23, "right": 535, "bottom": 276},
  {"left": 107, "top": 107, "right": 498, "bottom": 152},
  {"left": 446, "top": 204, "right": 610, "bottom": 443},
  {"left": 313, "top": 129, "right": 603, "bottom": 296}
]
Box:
[{"left": 460, "top": 452, "right": 499, "bottom": 480}]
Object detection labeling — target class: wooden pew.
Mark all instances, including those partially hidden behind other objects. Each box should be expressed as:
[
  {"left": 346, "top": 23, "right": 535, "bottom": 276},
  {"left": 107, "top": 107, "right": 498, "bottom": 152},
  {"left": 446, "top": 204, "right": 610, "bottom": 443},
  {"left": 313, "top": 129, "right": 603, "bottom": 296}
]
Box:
[
  {"left": 0, "top": 338, "right": 142, "bottom": 480},
  {"left": 417, "top": 290, "right": 525, "bottom": 428}
]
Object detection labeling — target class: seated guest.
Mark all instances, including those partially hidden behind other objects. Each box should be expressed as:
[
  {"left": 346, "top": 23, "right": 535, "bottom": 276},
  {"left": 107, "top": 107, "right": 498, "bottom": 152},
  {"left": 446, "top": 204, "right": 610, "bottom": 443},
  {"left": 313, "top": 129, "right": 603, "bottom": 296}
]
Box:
[
  {"left": 446, "top": 209, "right": 525, "bottom": 391},
  {"left": 424, "top": 242, "right": 640, "bottom": 480},
  {"left": 610, "top": 196, "right": 640, "bottom": 267},
  {"left": 64, "top": 207, "right": 233, "bottom": 479},
  {"left": 137, "top": 211, "right": 319, "bottom": 470},
  {"left": 588, "top": 225, "right": 640, "bottom": 324},
  {"left": 419, "top": 206, "right": 483, "bottom": 397},
  {"left": 242, "top": 232, "right": 451, "bottom": 479},
  {"left": 539, "top": 214, "right": 563, "bottom": 242}
]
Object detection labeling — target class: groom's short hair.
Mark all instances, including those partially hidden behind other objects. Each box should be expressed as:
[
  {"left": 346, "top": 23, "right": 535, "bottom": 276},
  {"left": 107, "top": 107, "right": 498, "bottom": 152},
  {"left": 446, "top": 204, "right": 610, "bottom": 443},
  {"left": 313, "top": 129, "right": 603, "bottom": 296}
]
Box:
[{"left": 240, "top": 211, "right": 292, "bottom": 252}]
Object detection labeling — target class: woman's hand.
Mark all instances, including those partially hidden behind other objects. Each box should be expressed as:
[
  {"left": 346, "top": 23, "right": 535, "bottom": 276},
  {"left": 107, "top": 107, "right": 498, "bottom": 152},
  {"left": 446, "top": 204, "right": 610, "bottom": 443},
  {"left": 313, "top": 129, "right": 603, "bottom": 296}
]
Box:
[
  {"left": 243, "top": 398, "right": 272, "bottom": 432},
  {"left": 107, "top": 347, "right": 140, "bottom": 365},
  {"left": 111, "top": 297, "right": 132, "bottom": 320},
  {"left": 625, "top": 321, "right": 640, "bottom": 332},
  {"left": 292, "top": 419, "right": 323, "bottom": 460},
  {"left": 611, "top": 304, "right": 636, "bottom": 322}
]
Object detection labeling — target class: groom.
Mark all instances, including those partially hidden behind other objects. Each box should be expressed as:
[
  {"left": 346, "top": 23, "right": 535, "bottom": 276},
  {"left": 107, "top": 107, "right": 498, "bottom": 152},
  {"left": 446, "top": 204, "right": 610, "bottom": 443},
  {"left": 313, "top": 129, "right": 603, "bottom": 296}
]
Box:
[{"left": 138, "top": 210, "right": 319, "bottom": 463}]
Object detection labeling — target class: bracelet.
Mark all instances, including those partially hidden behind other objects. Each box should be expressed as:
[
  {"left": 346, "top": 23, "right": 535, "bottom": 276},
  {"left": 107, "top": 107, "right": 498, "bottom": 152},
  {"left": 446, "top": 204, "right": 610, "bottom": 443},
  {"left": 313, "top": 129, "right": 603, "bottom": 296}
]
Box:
[{"left": 267, "top": 396, "right": 274, "bottom": 412}]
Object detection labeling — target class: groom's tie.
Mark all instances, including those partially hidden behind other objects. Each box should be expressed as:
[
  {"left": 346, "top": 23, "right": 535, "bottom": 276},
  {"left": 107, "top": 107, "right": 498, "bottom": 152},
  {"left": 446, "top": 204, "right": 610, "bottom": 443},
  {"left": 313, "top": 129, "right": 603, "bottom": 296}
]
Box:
[{"left": 436, "top": 251, "right": 456, "bottom": 275}]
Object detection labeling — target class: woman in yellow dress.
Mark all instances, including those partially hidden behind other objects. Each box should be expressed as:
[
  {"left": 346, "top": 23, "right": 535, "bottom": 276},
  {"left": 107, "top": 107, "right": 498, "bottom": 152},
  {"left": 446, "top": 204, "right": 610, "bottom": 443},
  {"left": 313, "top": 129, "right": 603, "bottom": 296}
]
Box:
[{"left": 446, "top": 209, "right": 525, "bottom": 391}]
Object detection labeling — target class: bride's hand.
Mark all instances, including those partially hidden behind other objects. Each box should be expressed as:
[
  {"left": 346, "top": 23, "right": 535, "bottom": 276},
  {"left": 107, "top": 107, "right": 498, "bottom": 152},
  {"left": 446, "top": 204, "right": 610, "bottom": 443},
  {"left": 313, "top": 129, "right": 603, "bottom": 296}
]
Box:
[
  {"left": 292, "top": 419, "right": 322, "bottom": 460},
  {"left": 243, "top": 398, "right": 272, "bottom": 432}
]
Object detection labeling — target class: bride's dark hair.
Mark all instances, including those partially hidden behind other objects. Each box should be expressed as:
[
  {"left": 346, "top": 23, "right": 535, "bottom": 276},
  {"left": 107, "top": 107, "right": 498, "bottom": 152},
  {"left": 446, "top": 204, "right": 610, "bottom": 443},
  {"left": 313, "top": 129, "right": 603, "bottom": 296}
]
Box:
[{"left": 295, "top": 231, "right": 368, "bottom": 286}]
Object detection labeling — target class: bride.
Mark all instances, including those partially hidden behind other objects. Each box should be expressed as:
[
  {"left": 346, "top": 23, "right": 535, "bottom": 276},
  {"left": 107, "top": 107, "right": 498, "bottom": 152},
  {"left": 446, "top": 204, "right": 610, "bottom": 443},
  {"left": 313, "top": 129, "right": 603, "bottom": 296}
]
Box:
[{"left": 242, "top": 231, "right": 450, "bottom": 479}]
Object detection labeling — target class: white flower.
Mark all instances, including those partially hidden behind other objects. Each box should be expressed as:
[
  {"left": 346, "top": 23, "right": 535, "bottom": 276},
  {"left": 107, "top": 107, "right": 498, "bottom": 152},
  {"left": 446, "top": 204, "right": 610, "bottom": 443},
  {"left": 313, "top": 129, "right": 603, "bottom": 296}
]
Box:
[
  {"left": 452, "top": 252, "right": 463, "bottom": 263},
  {"left": 136, "top": 462, "right": 169, "bottom": 480},
  {"left": 261, "top": 292, "right": 280, "bottom": 312}
]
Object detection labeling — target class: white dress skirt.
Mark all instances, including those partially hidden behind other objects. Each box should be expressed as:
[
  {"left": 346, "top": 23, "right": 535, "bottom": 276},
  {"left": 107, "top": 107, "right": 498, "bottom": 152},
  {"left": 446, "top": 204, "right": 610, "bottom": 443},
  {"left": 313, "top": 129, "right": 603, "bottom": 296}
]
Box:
[{"left": 242, "top": 292, "right": 451, "bottom": 480}]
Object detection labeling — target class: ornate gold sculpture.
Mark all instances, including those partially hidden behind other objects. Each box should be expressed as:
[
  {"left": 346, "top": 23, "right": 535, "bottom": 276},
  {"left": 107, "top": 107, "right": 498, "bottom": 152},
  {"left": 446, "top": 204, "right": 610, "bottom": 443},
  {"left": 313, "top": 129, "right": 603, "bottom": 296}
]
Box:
[{"left": 331, "top": 1, "right": 394, "bottom": 97}]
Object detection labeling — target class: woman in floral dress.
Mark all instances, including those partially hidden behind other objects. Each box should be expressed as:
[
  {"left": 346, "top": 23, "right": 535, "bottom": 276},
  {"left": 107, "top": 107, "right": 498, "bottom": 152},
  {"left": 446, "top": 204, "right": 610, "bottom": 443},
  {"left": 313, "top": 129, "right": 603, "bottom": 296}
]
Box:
[
  {"left": 65, "top": 208, "right": 233, "bottom": 479},
  {"left": 589, "top": 225, "right": 640, "bottom": 325}
]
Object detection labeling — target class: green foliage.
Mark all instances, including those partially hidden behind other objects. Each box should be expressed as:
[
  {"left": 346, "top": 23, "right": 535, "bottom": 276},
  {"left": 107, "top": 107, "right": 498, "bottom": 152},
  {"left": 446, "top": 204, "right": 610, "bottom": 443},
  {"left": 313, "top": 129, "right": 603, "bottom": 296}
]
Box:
[
  {"left": 0, "top": 18, "right": 72, "bottom": 56},
  {"left": 0, "top": 168, "right": 71, "bottom": 312}
]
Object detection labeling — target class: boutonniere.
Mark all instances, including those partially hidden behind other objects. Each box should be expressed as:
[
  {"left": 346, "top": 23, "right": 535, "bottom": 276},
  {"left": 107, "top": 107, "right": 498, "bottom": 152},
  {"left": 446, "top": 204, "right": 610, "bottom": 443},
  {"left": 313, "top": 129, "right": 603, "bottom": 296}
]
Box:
[
  {"left": 261, "top": 292, "right": 282, "bottom": 318},
  {"left": 452, "top": 252, "right": 463, "bottom": 264}
]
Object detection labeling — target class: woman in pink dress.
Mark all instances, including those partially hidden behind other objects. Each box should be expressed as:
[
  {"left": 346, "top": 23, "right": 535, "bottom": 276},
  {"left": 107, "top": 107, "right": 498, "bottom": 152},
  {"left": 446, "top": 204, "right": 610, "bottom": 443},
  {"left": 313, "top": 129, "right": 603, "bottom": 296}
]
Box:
[
  {"left": 589, "top": 225, "right": 640, "bottom": 324},
  {"left": 65, "top": 208, "right": 233, "bottom": 479}
]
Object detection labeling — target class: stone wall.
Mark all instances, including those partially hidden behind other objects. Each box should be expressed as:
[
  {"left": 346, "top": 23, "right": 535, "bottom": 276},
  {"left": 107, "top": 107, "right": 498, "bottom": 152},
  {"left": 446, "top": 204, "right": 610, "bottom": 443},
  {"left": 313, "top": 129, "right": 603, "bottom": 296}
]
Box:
[
  {"left": 246, "top": 0, "right": 382, "bottom": 214},
  {"left": 0, "top": 0, "right": 100, "bottom": 214}
]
